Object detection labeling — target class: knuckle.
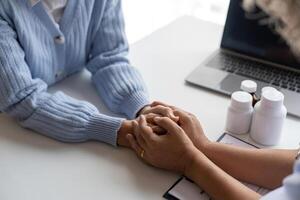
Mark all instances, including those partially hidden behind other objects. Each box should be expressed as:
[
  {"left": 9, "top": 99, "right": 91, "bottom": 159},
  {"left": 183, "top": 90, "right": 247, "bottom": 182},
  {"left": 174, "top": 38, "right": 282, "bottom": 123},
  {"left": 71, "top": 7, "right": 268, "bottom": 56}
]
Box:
[
  {"left": 161, "top": 116, "right": 170, "bottom": 122},
  {"left": 156, "top": 105, "right": 164, "bottom": 110},
  {"left": 146, "top": 113, "right": 156, "bottom": 119},
  {"left": 152, "top": 101, "right": 159, "bottom": 105},
  {"left": 173, "top": 108, "right": 180, "bottom": 113},
  {"left": 189, "top": 113, "right": 197, "bottom": 118},
  {"left": 149, "top": 113, "right": 157, "bottom": 117},
  {"left": 181, "top": 114, "right": 192, "bottom": 122},
  {"left": 186, "top": 115, "right": 193, "bottom": 122},
  {"left": 176, "top": 109, "right": 186, "bottom": 116},
  {"left": 173, "top": 109, "right": 181, "bottom": 116},
  {"left": 173, "top": 109, "right": 178, "bottom": 114},
  {"left": 164, "top": 107, "right": 172, "bottom": 113},
  {"left": 175, "top": 126, "right": 183, "bottom": 133},
  {"left": 179, "top": 116, "right": 192, "bottom": 124},
  {"left": 190, "top": 114, "right": 198, "bottom": 122}
]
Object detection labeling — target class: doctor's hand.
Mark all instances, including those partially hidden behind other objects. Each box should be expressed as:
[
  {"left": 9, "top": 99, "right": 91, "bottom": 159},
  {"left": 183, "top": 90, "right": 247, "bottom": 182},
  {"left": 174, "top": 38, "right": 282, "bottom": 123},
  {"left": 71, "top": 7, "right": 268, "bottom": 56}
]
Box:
[
  {"left": 127, "top": 115, "right": 199, "bottom": 174},
  {"left": 150, "top": 101, "right": 211, "bottom": 152}
]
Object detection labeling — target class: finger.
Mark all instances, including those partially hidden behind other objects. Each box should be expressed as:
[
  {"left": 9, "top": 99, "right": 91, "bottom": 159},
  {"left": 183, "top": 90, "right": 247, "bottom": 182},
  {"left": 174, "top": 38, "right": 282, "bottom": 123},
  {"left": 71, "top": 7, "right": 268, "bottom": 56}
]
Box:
[
  {"left": 145, "top": 113, "right": 160, "bottom": 124},
  {"left": 146, "top": 105, "right": 178, "bottom": 121},
  {"left": 133, "top": 120, "right": 148, "bottom": 148},
  {"left": 173, "top": 108, "right": 194, "bottom": 116},
  {"left": 153, "top": 117, "right": 183, "bottom": 135},
  {"left": 149, "top": 124, "right": 166, "bottom": 135},
  {"left": 151, "top": 101, "right": 171, "bottom": 107},
  {"left": 145, "top": 113, "right": 178, "bottom": 127},
  {"left": 148, "top": 123, "right": 166, "bottom": 134},
  {"left": 139, "top": 115, "right": 159, "bottom": 143},
  {"left": 173, "top": 109, "right": 191, "bottom": 122},
  {"left": 173, "top": 109, "right": 195, "bottom": 124},
  {"left": 151, "top": 101, "right": 177, "bottom": 110},
  {"left": 127, "top": 134, "right": 149, "bottom": 160},
  {"left": 126, "top": 134, "right": 142, "bottom": 153}
]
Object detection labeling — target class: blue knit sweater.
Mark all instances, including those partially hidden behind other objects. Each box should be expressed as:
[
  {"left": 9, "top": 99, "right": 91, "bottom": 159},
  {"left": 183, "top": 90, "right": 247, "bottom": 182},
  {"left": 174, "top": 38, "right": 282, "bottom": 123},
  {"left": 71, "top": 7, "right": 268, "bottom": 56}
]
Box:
[{"left": 0, "top": 0, "right": 150, "bottom": 146}]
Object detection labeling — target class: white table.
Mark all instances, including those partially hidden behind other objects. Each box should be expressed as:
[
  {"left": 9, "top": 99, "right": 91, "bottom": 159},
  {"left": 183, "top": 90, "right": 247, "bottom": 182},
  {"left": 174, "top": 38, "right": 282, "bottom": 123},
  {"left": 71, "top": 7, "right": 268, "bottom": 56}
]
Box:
[{"left": 1, "top": 16, "right": 299, "bottom": 200}]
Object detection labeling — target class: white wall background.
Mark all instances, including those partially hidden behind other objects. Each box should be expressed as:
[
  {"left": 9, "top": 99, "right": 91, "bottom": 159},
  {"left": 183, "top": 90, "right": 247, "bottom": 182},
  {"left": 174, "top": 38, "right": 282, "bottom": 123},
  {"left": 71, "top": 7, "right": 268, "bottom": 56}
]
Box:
[{"left": 123, "top": 0, "right": 230, "bottom": 44}]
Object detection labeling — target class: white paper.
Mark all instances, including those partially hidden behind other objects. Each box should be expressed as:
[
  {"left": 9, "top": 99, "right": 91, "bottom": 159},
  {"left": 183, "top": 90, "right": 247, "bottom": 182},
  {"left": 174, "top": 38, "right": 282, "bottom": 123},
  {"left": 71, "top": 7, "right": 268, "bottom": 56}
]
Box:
[
  {"left": 168, "top": 178, "right": 205, "bottom": 200},
  {"left": 165, "top": 133, "right": 269, "bottom": 200}
]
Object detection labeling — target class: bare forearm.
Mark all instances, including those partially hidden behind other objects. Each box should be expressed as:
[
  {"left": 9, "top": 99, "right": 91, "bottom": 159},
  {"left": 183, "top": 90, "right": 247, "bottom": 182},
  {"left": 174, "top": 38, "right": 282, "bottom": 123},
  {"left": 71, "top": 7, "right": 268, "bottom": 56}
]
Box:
[
  {"left": 202, "top": 142, "right": 296, "bottom": 189},
  {"left": 185, "top": 152, "right": 260, "bottom": 200}
]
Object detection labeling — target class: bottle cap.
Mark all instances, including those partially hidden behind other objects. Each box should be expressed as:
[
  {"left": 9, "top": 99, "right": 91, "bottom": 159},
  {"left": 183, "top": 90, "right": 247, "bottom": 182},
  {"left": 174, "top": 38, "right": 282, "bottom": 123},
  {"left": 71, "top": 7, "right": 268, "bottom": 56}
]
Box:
[
  {"left": 261, "top": 86, "right": 278, "bottom": 94},
  {"left": 261, "top": 89, "right": 284, "bottom": 108},
  {"left": 241, "top": 80, "right": 257, "bottom": 93},
  {"left": 231, "top": 91, "right": 253, "bottom": 109}
]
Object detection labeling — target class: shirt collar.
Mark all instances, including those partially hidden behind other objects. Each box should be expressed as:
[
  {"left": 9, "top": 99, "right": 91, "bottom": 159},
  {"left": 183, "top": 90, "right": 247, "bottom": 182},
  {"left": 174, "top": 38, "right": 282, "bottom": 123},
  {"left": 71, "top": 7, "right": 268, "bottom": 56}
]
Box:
[{"left": 29, "top": 0, "right": 41, "bottom": 7}]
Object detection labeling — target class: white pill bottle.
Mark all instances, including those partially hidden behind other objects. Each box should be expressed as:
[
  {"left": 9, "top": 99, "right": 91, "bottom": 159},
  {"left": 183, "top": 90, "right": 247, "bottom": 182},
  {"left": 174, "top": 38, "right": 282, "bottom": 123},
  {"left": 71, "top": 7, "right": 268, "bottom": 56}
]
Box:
[
  {"left": 250, "top": 89, "right": 287, "bottom": 146},
  {"left": 226, "top": 91, "right": 253, "bottom": 135}
]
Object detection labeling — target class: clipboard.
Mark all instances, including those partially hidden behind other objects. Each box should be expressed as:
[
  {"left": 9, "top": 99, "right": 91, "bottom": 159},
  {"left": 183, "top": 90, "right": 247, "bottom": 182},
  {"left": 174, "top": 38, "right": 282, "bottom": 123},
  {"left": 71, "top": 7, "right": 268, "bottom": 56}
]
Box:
[{"left": 163, "top": 133, "right": 269, "bottom": 200}]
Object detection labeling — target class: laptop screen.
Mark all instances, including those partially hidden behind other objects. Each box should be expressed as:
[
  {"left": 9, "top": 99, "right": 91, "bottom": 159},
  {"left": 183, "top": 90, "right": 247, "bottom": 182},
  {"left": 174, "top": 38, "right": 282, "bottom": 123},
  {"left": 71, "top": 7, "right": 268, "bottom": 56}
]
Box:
[{"left": 221, "top": 0, "right": 300, "bottom": 69}]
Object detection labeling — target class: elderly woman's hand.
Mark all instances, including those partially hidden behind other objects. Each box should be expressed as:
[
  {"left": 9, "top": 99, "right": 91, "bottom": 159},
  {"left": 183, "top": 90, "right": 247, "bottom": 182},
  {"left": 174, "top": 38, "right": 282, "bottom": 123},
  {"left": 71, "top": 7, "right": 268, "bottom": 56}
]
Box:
[
  {"left": 138, "top": 104, "right": 179, "bottom": 122},
  {"left": 137, "top": 103, "right": 180, "bottom": 135},
  {"left": 127, "top": 115, "right": 199, "bottom": 174}
]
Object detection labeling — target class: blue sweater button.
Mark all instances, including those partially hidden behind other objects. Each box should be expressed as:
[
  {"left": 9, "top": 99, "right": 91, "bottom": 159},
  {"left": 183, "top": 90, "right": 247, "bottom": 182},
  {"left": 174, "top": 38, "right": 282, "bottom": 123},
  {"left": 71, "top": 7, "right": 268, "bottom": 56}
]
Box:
[{"left": 54, "top": 36, "right": 65, "bottom": 44}]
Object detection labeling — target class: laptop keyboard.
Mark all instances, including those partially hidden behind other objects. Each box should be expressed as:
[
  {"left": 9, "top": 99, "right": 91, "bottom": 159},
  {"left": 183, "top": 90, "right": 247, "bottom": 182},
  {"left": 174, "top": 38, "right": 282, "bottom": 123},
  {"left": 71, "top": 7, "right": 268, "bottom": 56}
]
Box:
[{"left": 207, "top": 52, "right": 300, "bottom": 93}]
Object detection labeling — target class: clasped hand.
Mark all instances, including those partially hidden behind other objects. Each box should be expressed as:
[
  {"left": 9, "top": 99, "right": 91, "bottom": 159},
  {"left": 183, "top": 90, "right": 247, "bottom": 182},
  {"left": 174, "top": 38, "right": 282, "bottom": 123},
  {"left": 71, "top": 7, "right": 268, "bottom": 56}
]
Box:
[{"left": 126, "top": 101, "right": 210, "bottom": 175}]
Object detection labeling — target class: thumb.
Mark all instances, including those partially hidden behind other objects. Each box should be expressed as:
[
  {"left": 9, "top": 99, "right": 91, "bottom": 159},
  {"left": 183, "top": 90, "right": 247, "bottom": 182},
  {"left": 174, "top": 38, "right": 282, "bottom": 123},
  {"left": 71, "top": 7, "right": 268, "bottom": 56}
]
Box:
[
  {"left": 154, "top": 117, "right": 183, "bottom": 135},
  {"left": 127, "top": 134, "right": 141, "bottom": 154}
]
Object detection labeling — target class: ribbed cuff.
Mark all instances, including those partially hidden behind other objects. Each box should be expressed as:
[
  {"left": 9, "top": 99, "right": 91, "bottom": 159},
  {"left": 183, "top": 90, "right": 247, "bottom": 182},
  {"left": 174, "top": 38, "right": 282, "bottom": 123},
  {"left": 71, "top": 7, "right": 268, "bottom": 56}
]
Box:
[
  {"left": 120, "top": 91, "right": 150, "bottom": 119},
  {"left": 86, "top": 113, "right": 125, "bottom": 146}
]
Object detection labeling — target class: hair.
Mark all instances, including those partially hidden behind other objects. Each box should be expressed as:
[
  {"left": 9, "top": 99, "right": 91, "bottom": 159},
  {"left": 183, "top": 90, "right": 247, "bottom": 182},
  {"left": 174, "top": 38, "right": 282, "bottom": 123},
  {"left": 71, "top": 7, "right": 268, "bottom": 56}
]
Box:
[{"left": 242, "top": 0, "right": 300, "bottom": 59}]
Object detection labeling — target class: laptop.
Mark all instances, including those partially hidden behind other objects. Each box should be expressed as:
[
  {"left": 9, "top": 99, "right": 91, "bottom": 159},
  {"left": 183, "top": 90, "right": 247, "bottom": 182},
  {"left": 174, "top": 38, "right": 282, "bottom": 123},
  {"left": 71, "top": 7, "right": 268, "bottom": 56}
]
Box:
[{"left": 186, "top": 0, "right": 300, "bottom": 118}]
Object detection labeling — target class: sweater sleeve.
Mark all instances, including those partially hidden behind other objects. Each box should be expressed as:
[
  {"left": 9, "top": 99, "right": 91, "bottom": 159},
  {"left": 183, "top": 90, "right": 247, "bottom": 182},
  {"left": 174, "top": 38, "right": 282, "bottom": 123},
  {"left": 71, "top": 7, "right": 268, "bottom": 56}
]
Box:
[
  {"left": 86, "top": 0, "right": 150, "bottom": 119},
  {"left": 0, "top": 17, "right": 124, "bottom": 146}
]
